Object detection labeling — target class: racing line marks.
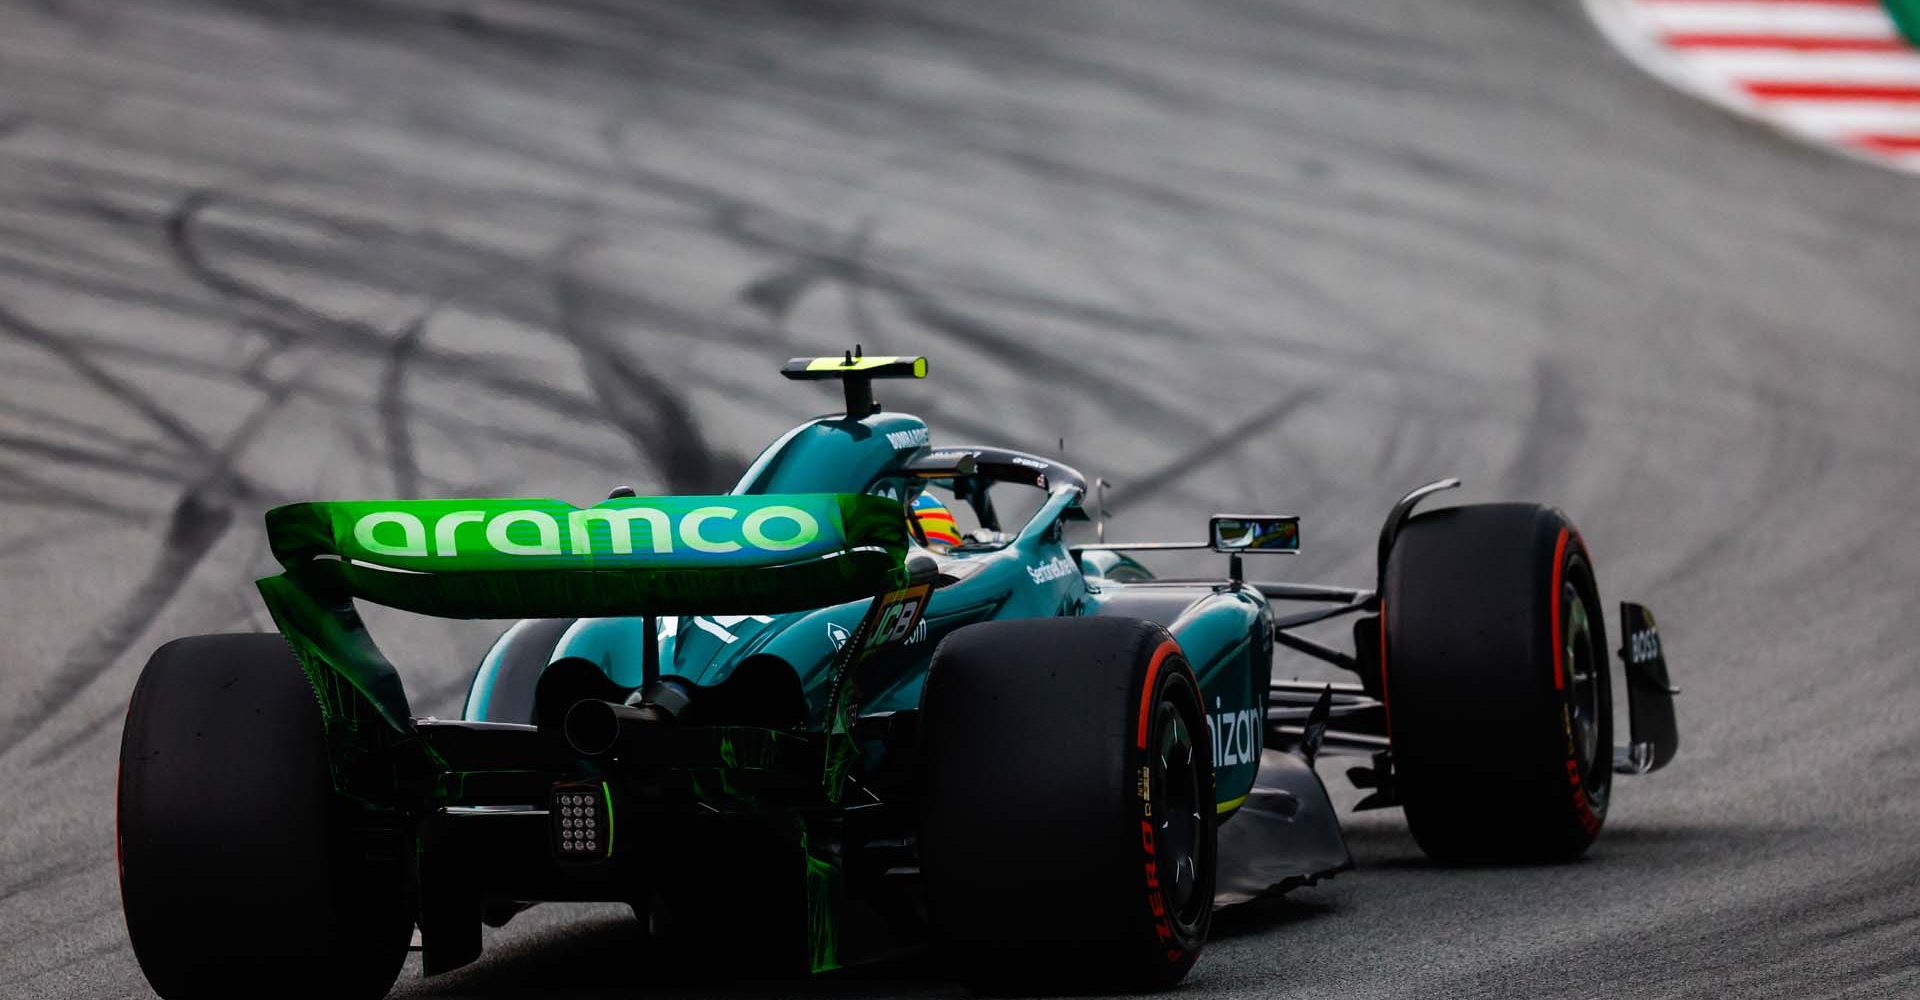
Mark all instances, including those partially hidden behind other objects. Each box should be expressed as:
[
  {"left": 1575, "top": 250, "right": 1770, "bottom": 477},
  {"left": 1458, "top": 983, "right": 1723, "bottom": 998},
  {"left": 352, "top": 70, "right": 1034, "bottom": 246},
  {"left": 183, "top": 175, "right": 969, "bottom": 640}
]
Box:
[
  {"left": 552, "top": 247, "right": 732, "bottom": 494},
  {"left": 1115, "top": 386, "right": 1327, "bottom": 509},
  {"left": 378, "top": 304, "right": 436, "bottom": 500},
  {"left": 0, "top": 289, "right": 319, "bottom": 762}
]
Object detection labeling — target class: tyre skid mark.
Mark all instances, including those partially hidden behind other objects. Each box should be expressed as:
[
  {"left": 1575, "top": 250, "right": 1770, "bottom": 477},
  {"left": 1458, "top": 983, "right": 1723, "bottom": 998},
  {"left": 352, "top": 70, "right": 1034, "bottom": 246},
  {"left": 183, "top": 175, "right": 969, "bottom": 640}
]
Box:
[
  {"left": 378, "top": 304, "right": 435, "bottom": 500},
  {"left": 0, "top": 461, "right": 153, "bottom": 522},
  {"left": 1111, "top": 387, "right": 1328, "bottom": 510},
  {"left": 0, "top": 317, "right": 303, "bottom": 762},
  {"left": 1500, "top": 359, "right": 1589, "bottom": 500},
  {"left": 0, "top": 854, "right": 96, "bottom": 904},
  {"left": 29, "top": 324, "right": 631, "bottom": 469},
  {"left": 0, "top": 394, "right": 193, "bottom": 470},
  {"left": 551, "top": 250, "right": 731, "bottom": 494},
  {"left": 714, "top": 210, "right": 1215, "bottom": 442},
  {"left": 8, "top": 487, "right": 237, "bottom": 763},
  {"left": 0, "top": 433, "right": 189, "bottom": 489},
  {"left": 1646, "top": 378, "right": 1834, "bottom": 590},
  {"left": 164, "top": 189, "right": 617, "bottom": 426},
  {"left": 0, "top": 304, "right": 217, "bottom": 463},
  {"left": 714, "top": 201, "right": 1448, "bottom": 441}
]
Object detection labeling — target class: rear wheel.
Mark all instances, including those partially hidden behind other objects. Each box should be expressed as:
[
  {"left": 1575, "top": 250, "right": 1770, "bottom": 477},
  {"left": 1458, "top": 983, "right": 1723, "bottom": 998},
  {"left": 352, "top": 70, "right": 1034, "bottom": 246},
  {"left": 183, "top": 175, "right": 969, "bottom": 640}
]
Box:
[
  {"left": 1382, "top": 503, "right": 1612, "bottom": 863},
  {"left": 920, "top": 617, "right": 1215, "bottom": 991},
  {"left": 118, "top": 634, "right": 411, "bottom": 1000},
  {"left": 464, "top": 617, "right": 577, "bottom": 723}
]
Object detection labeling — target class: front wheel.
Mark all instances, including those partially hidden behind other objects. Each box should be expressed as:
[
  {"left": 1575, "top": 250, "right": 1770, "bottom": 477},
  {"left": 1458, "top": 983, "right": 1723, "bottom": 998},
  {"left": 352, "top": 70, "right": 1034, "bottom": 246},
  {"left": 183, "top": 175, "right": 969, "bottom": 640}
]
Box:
[
  {"left": 1382, "top": 503, "right": 1613, "bottom": 864},
  {"left": 118, "top": 634, "right": 412, "bottom": 1000},
  {"left": 920, "top": 617, "right": 1215, "bottom": 992}
]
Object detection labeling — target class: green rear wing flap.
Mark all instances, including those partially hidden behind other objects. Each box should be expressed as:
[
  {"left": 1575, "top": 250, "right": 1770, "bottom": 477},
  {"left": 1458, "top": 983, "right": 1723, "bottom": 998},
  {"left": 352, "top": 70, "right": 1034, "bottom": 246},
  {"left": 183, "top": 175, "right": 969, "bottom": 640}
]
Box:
[{"left": 257, "top": 493, "right": 908, "bottom": 733}]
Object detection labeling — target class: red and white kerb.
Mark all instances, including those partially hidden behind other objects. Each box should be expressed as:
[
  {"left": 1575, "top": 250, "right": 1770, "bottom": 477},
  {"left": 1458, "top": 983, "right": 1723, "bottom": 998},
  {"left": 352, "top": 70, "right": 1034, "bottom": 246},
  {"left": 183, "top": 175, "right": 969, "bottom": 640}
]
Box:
[{"left": 1586, "top": 0, "right": 1920, "bottom": 171}]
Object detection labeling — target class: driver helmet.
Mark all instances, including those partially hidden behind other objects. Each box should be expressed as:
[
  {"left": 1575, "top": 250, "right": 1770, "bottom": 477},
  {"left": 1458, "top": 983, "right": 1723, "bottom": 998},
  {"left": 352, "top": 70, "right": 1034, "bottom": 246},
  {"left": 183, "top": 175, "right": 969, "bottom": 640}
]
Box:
[{"left": 909, "top": 491, "right": 962, "bottom": 552}]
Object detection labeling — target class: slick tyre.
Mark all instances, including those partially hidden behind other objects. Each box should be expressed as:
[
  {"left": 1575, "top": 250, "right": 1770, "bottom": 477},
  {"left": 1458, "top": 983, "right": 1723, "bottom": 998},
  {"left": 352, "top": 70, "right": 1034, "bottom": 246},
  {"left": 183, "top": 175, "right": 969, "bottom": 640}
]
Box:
[
  {"left": 118, "top": 634, "right": 411, "bottom": 1000},
  {"left": 921, "top": 618, "right": 1215, "bottom": 992},
  {"left": 1382, "top": 503, "right": 1613, "bottom": 864}
]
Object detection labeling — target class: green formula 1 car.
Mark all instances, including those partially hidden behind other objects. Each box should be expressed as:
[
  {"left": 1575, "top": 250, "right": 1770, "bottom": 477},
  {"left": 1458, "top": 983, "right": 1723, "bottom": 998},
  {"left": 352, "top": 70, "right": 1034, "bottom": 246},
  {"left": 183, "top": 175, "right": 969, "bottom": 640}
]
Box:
[{"left": 116, "top": 353, "right": 1680, "bottom": 997}]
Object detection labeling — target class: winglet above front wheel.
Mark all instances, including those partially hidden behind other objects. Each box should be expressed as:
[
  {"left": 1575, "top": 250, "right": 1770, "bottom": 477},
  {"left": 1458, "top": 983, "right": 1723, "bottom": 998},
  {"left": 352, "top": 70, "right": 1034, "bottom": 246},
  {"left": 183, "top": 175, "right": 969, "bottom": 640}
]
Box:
[{"left": 1613, "top": 602, "right": 1680, "bottom": 775}]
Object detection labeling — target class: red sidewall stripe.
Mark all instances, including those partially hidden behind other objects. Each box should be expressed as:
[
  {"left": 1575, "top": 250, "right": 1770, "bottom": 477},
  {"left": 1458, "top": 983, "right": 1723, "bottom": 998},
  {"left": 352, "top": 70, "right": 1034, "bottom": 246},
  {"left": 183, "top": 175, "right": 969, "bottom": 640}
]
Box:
[{"left": 1136, "top": 640, "right": 1181, "bottom": 750}]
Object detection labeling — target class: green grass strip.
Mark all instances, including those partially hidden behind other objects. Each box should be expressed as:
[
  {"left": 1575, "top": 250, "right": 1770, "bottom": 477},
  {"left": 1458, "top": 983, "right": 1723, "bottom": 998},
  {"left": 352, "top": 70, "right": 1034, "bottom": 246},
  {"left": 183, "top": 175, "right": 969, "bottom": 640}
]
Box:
[{"left": 1888, "top": 0, "right": 1920, "bottom": 49}]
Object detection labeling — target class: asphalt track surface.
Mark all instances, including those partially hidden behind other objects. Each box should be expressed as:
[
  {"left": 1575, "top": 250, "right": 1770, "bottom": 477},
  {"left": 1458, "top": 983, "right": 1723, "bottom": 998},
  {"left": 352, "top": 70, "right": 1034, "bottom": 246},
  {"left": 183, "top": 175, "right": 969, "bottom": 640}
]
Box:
[{"left": 3, "top": 1, "right": 1920, "bottom": 998}]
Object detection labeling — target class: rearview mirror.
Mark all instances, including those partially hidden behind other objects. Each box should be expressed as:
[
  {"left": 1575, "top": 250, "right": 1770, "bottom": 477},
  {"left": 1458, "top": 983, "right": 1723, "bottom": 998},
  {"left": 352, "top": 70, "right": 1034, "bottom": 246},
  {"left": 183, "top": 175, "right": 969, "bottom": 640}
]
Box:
[{"left": 1209, "top": 515, "right": 1299, "bottom": 554}]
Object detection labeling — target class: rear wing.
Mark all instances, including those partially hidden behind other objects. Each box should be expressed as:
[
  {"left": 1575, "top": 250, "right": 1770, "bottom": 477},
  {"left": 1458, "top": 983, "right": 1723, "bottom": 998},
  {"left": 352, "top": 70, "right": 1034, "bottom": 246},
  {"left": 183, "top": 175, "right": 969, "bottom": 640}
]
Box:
[{"left": 256, "top": 493, "right": 907, "bottom": 733}]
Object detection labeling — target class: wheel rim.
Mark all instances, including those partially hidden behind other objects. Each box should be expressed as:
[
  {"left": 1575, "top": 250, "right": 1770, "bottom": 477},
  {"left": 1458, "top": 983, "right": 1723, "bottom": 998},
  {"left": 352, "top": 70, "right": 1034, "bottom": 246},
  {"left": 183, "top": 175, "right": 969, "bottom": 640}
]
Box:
[
  {"left": 1152, "top": 694, "right": 1208, "bottom": 927},
  {"left": 1561, "top": 569, "right": 1609, "bottom": 810}
]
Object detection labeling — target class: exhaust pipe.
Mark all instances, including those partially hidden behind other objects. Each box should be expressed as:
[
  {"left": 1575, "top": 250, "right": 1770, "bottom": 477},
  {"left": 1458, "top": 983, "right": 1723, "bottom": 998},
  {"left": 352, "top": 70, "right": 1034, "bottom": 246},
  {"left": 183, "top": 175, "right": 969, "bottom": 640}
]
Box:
[
  {"left": 561, "top": 681, "right": 693, "bottom": 758},
  {"left": 562, "top": 700, "right": 648, "bottom": 757}
]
